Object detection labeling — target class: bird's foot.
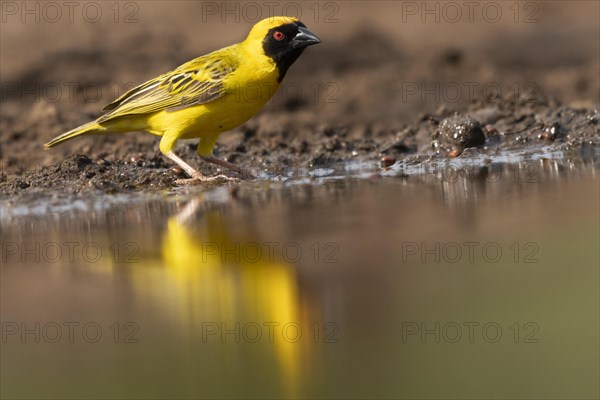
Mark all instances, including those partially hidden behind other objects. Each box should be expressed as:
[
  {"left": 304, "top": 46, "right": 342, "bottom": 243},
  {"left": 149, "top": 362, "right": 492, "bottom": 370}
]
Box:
[
  {"left": 201, "top": 156, "right": 256, "bottom": 180},
  {"left": 175, "top": 172, "right": 238, "bottom": 186}
]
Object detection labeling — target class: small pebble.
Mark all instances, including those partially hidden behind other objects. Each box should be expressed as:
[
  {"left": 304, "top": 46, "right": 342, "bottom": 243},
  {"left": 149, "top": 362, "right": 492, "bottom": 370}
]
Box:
[
  {"left": 169, "top": 166, "right": 184, "bottom": 175},
  {"left": 538, "top": 122, "right": 561, "bottom": 141},
  {"left": 484, "top": 124, "right": 497, "bottom": 135},
  {"left": 447, "top": 149, "right": 461, "bottom": 158},
  {"left": 380, "top": 156, "right": 396, "bottom": 168},
  {"left": 432, "top": 114, "right": 485, "bottom": 157},
  {"left": 537, "top": 131, "right": 553, "bottom": 141},
  {"left": 130, "top": 153, "right": 145, "bottom": 163}
]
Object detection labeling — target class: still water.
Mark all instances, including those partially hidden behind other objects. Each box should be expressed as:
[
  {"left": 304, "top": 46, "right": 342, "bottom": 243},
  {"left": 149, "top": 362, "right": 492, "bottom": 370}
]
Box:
[{"left": 1, "top": 155, "right": 599, "bottom": 399}]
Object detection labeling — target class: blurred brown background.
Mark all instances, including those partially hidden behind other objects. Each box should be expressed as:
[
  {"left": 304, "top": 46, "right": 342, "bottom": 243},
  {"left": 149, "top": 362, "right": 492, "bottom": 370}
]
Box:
[{"left": 2, "top": 0, "right": 598, "bottom": 118}]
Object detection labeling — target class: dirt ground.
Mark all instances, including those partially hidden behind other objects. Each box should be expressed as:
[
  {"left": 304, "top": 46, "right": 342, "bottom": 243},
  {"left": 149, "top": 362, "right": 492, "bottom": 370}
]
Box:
[{"left": 1, "top": 1, "right": 598, "bottom": 195}]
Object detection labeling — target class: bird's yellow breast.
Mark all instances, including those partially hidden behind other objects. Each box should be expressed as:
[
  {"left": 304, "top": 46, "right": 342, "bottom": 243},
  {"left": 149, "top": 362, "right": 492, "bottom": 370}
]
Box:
[{"left": 146, "top": 44, "right": 281, "bottom": 140}]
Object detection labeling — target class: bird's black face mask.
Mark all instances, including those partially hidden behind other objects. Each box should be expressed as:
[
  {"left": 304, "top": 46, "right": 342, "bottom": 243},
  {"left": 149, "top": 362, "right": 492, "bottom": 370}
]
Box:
[{"left": 262, "top": 21, "right": 321, "bottom": 82}]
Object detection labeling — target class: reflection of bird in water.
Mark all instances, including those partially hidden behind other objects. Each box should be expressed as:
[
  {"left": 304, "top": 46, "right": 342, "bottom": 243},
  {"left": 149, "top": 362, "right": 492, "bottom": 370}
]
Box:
[{"left": 161, "top": 196, "right": 307, "bottom": 395}]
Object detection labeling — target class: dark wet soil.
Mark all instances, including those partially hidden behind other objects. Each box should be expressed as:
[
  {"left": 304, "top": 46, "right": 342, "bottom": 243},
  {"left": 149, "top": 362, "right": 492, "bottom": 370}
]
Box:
[{"left": 1, "top": 24, "right": 599, "bottom": 196}]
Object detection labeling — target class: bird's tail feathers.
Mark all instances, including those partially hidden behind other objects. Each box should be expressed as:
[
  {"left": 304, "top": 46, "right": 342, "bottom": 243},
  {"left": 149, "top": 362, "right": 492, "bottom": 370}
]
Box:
[{"left": 44, "top": 121, "right": 107, "bottom": 148}]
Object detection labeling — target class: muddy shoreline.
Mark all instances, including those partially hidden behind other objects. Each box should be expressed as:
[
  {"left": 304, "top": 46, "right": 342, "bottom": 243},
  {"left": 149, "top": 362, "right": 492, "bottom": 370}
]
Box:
[{"left": 1, "top": 97, "right": 598, "bottom": 197}]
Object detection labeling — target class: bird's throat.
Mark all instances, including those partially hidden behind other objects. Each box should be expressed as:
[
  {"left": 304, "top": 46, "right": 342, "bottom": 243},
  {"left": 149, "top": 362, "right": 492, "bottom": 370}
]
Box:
[{"left": 264, "top": 48, "right": 306, "bottom": 83}]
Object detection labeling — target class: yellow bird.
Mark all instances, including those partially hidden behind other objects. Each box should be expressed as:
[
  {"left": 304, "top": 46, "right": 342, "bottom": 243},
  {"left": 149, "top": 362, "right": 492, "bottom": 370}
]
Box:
[{"left": 44, "top": 16, "right": 320, "bottom": 185}]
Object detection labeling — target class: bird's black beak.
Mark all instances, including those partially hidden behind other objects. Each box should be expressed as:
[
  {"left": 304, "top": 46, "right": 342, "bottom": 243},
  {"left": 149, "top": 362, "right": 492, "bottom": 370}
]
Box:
[{"left": 291, "top": 26, "right": 321, "bottom": 49}]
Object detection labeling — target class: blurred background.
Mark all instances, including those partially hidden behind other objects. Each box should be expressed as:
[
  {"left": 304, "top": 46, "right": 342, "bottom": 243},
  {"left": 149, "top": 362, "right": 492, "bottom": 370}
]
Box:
[{"left": 1, "top": 1, "right": 599, "bottom": 399}]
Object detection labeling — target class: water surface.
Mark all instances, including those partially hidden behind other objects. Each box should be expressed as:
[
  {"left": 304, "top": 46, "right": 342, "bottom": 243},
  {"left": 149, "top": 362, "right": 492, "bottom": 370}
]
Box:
[{"left": 2, "top": 155, "right": 599, "bottom": 399}]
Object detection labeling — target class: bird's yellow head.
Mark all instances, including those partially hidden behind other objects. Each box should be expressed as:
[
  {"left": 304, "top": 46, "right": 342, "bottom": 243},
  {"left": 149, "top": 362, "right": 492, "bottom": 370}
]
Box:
[{"left": 243, "top": 16, "right": 321, "bottom": 82}]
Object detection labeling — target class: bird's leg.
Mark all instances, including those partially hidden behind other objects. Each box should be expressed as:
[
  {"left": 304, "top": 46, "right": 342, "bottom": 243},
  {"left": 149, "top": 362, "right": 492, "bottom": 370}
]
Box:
[
  {"left": 165, "top": 151, "right": 234, "bottom": 186},
  {"left": 196, "top": 134, "right": 255, "bottom": 180},
  {"left": 201, "top": 156, "right": 256, "bottom": 180},
  {"left": 166, "top": 151, "right": 202, "bottom": 178}
]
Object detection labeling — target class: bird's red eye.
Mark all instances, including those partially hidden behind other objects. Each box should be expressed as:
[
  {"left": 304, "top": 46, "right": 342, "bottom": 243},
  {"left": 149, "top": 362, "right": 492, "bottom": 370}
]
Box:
[{"left": 273, "top": 31, "right": 285, "bottom": 41}]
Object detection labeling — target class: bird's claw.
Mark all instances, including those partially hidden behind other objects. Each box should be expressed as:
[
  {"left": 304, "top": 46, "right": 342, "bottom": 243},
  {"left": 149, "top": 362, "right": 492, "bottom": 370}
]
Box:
[{"left": 175, "top": 173, "right": 238, "bottom": 186}]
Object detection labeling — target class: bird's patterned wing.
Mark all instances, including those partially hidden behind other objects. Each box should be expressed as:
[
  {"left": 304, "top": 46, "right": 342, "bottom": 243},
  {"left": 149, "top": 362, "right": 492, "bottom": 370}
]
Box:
[{"left": 99, "top": 49, "right": 238, "bottom": 122}]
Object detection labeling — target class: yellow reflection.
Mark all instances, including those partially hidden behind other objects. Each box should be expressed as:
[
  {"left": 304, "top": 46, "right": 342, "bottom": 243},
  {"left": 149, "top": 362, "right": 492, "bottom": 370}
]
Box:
[{"left": 161, "top": 196, "right": 306, "bottom": 395}]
